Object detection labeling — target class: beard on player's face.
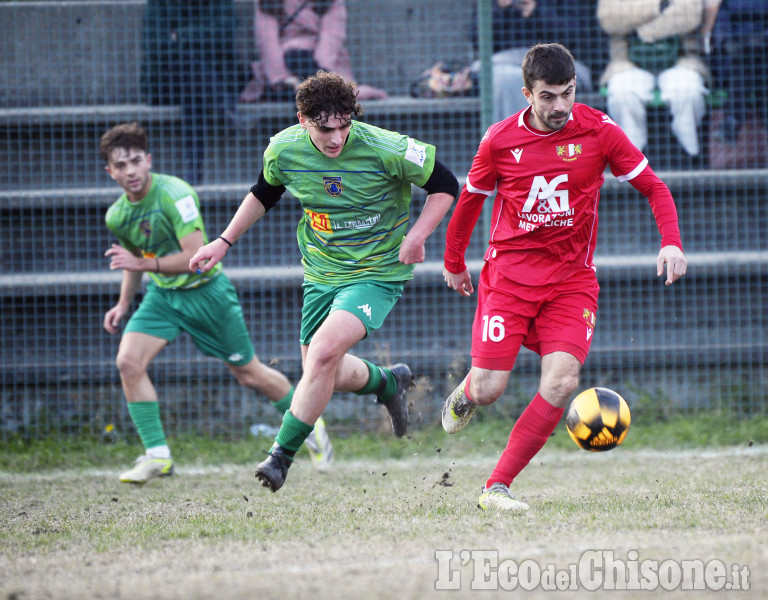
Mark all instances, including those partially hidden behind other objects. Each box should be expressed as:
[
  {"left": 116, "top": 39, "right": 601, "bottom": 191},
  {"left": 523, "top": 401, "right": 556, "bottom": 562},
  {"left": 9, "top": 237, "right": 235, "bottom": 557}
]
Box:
[{"left": 534, "top": 105, "right": 571, "bottom": 132}]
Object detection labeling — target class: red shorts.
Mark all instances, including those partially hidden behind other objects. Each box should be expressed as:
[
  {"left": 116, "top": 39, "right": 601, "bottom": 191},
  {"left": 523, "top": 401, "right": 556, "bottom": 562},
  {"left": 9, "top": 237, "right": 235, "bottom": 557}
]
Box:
[{"left": 471, "top": 260, "right": 600, "bottom": 371}]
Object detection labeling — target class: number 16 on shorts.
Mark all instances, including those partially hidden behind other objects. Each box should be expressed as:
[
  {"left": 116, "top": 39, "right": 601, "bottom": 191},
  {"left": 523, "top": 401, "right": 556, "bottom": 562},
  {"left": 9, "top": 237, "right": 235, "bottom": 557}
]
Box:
[{"left": 482, "top": 315, "right": 505, "bottom": 342}]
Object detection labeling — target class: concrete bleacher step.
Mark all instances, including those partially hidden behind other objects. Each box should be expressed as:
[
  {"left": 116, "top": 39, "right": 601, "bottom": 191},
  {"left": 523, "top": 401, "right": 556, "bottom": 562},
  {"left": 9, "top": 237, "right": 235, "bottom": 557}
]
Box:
[
  {"left": 0, "top": 96, "right": 486, "bottom": 128},
  {"left": 5, "top": 162, "right": 763, "bottom": 209},
  {"left": 2, "top": 168, "right": 765, "bottom": 284},
  {"left": 2, "top": 251, "right": 766, "bottom": 296},
  {"left": 0, "top": 96, "right": 485, "bottom": 189},
  {"left": 0, "top": 89, "right": 612, "bottom": 190},
  {"left": 3, "top": 246, "right": 765, "bottom": 368},
  {"left": 3, "top": 340, "right": 764, "bottom": 386}
]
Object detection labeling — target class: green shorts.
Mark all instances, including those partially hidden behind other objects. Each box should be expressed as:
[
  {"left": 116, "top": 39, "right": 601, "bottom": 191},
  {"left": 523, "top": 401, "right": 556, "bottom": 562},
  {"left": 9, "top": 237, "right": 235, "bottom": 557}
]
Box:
[
  {"left": 300, "top": 280, "right": 406, "bottom": 345},
  {"left": 125, "top": 273, "right": 255, "bottom": 366}
]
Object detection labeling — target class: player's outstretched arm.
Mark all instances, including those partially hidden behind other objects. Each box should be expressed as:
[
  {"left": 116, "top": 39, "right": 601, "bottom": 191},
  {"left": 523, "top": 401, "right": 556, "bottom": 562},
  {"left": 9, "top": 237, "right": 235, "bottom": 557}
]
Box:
[
  {"left": 443, "top": 266, "right": 474, "bottom": 297},
  {"left": 657, "top": 244, "right": 687, "bottom": 286},
  {"left": 189, "top": 192, "right": 267, "bottom": 273}
]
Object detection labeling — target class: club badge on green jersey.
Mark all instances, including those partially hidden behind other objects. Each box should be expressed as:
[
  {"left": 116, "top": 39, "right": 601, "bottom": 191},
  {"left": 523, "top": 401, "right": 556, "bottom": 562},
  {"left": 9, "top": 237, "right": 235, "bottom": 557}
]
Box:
[{"left": 323, "top": 176, "right": 343, "bottom": 196}]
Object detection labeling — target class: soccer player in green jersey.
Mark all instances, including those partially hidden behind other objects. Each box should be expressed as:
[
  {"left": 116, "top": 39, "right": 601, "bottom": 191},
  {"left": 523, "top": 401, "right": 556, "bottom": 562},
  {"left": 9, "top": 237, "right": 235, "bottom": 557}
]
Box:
[
  {"left": 100, "top": 122, "right": 333, "bottom": 484},
  {"left": 190, "top": 71, "right": 459, "bottom": 491}
]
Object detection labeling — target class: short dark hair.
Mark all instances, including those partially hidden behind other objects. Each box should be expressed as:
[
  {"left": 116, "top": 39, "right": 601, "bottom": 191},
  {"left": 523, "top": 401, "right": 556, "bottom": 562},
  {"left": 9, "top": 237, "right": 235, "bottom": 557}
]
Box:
[
  {"left": 295, "top": 70, "right": 364, "bottom": 127},
  {"left": 99, "top": 121, "right": 149, "bottom": 163},
  {"left": 522, "top": 43, "right": 576, "bottom": 92}
]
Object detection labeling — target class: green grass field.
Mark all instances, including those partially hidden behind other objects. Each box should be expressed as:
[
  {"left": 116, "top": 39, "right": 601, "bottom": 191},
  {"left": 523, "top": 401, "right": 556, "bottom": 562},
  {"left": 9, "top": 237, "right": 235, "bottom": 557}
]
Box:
[{"left": 2, "top": 415, "right": 767, "bottom": 599}]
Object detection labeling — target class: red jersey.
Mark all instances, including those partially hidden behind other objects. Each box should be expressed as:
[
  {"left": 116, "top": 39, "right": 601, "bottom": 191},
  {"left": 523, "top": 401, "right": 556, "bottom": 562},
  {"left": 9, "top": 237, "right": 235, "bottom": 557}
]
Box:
[{"left": 444, "top": 103, "right": 683, "bottom": 285}]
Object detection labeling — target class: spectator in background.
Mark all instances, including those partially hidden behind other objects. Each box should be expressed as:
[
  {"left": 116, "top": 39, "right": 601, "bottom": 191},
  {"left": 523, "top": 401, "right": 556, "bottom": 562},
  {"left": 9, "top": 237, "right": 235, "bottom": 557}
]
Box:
[
  {"left": 240, "top": 0, "right": 387, "bottom": 102},
  {"left": 598, "top": 0, "right": 712, "bottom": 161},
  {"left": 140, "top": 0, "right": 245, "bottom": 185},
  {"left": 707, "top": 0, "right": 768, "bottom": 168},
  {"left": 474, "top": 0, "right": 598, "bottom": 123}
]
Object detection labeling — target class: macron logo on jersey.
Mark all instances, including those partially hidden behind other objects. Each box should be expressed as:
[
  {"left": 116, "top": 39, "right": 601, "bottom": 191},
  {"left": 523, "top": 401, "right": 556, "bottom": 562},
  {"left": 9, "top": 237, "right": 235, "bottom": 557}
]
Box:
[
  {"left": 602, "top": 114, "right": 617, "bottom": 126},
  {"left": 511, "top": 148, "right": 523, "bottom": 163}
]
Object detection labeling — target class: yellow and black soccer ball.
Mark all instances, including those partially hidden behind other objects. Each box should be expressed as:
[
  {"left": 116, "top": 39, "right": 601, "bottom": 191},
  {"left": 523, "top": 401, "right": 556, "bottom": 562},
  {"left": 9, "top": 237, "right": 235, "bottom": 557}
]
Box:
[{"left": 565, "top": 387, "right": 631, "bottom": 451}]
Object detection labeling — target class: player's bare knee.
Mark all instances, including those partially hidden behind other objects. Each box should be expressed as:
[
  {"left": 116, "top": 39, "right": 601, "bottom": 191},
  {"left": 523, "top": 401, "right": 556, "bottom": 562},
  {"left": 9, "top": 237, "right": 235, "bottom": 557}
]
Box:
[
  {"left": 229, "top": 358, "right": 267, "bottom": 389},
  {"left": 115, "top": 352, "right": 144, "bottom": 382},
  {"left": 468, "top": 378, "right": 505, "bottom": 406},
  {"left": 231, "top": 368, "right": 257, "bottom": 388},
  {"left": 304, "top": 344, "right": 342, "bottom": 376},
  {"left": 541, "top": 373, "right": 580, "bottom": 407}
]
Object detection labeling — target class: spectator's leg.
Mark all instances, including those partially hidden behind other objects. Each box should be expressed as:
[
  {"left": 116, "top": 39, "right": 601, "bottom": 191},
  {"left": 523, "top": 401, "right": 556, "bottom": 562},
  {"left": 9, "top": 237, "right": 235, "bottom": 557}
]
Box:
[
  {"left": 574, "top": 60, "right": 594, "bottom": 93},
  {"left": 606, "top": 68, "right": 655, "bottom": 152},
  {"left": 178, "top": 56, "right": 206, "bottom": 185},
  {"left": 492, "top": 49, "right": 529, "bottom": 122},
  {"left": 659, "top": 66, "right": 707, "bottom": 157}
]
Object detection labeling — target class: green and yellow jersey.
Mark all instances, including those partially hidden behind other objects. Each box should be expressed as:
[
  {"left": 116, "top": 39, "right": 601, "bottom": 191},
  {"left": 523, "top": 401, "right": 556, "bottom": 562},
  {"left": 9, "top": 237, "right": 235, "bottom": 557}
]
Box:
[
  {"left": 105, "top": 173, "right": 220, "bottom": 289},
  {"left": 263, "top": 120, "right": 436, "bottom": 285}
]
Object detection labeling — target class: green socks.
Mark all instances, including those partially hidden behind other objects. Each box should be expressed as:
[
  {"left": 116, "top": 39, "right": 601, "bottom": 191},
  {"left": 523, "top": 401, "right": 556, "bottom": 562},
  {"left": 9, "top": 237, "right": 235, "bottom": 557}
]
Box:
[
  {"left": 357, "top": 359, "right": 396, "bottom": 401},
  {"left": 127, "top": 401, "right": 167, "bottom": 451},
  {"left": 275, "top": 411, "right": 314, "bottom": 455},
  {"left": 270, "top": 387, "right": 294, "bottom": 415}
]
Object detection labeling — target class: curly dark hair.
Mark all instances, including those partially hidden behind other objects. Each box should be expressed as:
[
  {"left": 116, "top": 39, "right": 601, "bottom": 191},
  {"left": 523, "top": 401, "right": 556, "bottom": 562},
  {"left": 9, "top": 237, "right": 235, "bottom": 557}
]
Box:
[
  {"left": 522, "top": 43, "right": 576, "bottom": 92},
  {"left": 99, "top": 122, "right": 149, "bottom": 163},
  {"left": 295, "top": 70, "right": 363, "bottom": 126}
]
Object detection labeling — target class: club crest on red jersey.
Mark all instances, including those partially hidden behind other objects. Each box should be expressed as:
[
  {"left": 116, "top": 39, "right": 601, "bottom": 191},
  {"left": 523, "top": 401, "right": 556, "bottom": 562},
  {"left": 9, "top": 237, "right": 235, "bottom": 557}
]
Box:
[
  {"left": 557, "top": 144, "right": 582, "bottom": 162},
  {"left": 324, "top": 176, "right": 343, "bottom": 197}
]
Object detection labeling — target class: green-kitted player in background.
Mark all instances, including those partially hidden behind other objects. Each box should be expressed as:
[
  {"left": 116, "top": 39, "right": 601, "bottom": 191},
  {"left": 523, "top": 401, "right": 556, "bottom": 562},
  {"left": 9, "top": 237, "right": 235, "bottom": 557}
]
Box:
[
  {"left": 100, "top": 122, "right": 333, "bottom": 484},
  {"left": 190, "top": 71, "right": 459, "bottom": 492}
]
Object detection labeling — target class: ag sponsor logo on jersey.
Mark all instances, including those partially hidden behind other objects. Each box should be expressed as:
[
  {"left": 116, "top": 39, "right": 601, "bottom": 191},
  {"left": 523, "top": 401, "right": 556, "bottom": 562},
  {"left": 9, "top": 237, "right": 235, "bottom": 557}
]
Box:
[
  {"left": 323, "top": 176, "right": 343, "bottom": 197},
  {"left": 404, "top": 137, "right": 427, "bottom": 167},
  {"left": 175, "top": 195, "right": 200, "bottom": 223},
  {"left": 517, "top": 174, "right": 574, "bottom": 231},
  {"left": 583, "top": 308, "right": 596, "bottom": 341},
  {"left": 305, "top": 209, "right": 333, "bottom": 233},
  {"left": 556, "top": 144, "right": 582, "bottom": 161}
]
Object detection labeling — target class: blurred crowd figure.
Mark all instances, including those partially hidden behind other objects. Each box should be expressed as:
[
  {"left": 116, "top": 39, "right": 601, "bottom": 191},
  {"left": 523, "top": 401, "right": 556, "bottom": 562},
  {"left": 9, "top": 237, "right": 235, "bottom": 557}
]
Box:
[
  {"left": 140, "top": 0, "right": 244, "bottom": 184},
  {"left": 240, "top": 0, "right": 387, "bottom": 102},
  {"left": 597, "top": 0, "right": 716, "bottom": 161},
  {"left": 707, "top": 0, "right": 768, "bottom": 167},
  {"left": 476, "top": 0, "right": 599, "bottom": 123},
  {"left": 135, "top": 0, "right": 767, "bottom": 174}
]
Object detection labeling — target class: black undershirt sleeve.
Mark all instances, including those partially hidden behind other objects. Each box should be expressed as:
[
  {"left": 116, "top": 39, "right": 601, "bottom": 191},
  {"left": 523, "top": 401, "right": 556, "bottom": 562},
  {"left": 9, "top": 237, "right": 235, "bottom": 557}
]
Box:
[
  {"left": 249, "top": 171, "right": 286, "bottom": 212},
  {"left": 421, "top": 159, "right": 459, "bottom": 198}
]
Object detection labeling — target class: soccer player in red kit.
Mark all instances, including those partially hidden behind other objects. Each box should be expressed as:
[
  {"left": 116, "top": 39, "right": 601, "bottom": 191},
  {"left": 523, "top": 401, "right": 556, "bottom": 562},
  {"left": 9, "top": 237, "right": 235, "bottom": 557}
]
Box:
[{"left": 441, "top": 43, "right": 688, "bottom": 512}]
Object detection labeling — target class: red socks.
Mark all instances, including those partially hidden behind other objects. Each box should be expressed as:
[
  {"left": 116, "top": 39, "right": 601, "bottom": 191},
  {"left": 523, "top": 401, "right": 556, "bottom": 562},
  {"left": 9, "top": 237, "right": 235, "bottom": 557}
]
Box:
[{"left": 486, "top": 392, "right": 564, "bottom": 488}]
